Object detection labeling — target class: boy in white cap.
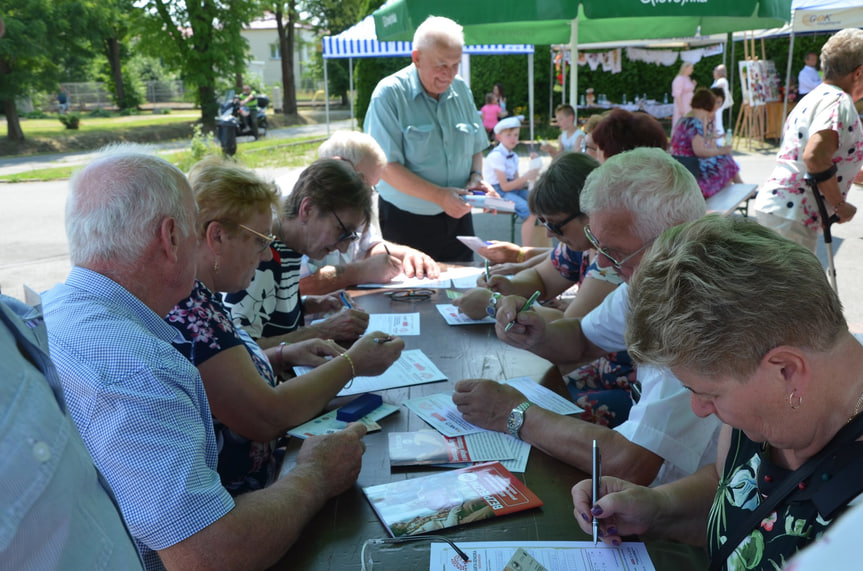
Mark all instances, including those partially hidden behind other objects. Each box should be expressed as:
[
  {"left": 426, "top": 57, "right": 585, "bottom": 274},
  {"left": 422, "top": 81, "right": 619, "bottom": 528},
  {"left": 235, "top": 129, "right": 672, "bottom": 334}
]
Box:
[{"left": 483, "top": 116, "right": 539, "bottom": 245}]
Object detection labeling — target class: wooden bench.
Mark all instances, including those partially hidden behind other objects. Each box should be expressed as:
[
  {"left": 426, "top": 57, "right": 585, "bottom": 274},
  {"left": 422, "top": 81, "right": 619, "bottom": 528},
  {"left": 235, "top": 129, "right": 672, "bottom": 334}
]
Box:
[{"left": 705, "top": 183, "right": 758, "bottom": 217}]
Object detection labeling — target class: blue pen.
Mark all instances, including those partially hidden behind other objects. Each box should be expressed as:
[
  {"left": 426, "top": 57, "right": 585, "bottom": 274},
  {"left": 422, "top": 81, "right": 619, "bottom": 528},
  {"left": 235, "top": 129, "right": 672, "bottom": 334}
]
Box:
[
  {"left": 338, "top": 291, "right": 353, "bottom": 309},
  {"left": 504, "top": 290, "right": 541, "bottom": 332}
]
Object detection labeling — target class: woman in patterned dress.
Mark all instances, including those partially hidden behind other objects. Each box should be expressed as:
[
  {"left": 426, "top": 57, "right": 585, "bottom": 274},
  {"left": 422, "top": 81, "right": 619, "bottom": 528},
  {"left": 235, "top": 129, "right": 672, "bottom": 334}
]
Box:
[{"left": 166, "top": 157, "right": 403, "bottom": 494}]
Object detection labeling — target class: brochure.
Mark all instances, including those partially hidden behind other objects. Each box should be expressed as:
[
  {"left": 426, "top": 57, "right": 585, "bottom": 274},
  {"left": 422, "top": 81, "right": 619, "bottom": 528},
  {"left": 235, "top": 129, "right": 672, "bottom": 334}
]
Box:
[
  {"left": 287, "top": 402, "right": 400, "bottom": 439},
  {"left": 363, "top": 461, "right": 543, "bottom": 537},
  {"left": 463, "top": 194, "right": 517, "bottom": 213},
  {"left": 436, "top": 303, "right": 496, "bottom": 325},
  {"left": 388, "top": 430, "right": 515, "bottom": 466}
]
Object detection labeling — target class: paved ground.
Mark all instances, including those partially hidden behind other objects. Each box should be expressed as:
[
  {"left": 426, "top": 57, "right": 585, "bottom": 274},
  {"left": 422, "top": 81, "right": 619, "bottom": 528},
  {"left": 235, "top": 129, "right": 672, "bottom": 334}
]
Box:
[{"left": 1, "top": 132, "right": 861, "bottom": 331}]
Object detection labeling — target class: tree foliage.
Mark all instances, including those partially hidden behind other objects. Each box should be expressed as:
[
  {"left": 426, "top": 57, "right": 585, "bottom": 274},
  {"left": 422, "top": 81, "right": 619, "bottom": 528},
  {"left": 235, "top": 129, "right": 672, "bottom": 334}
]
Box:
[{"left": 137, "top": 0, "right": 262, "bottom": 131}]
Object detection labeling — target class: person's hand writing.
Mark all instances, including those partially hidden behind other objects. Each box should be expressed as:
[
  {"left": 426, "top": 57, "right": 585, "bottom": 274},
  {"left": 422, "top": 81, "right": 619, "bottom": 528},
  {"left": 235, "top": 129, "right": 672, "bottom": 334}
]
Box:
[
  {"left": 452, "top": 379, "right": 527, "bottom": 433},
  {"left": 571, "top": 476, "right": 659, "bottom": 547},
  {"left": 494, "top": 294, "right": 546, "bottom": 350},
  {"left": 316, "top": 308, "right": 370, "bottom": 341},
  {"left": 442, "top": 188, "right": 473, "bottom": 218},
  {"left": 276, "top": 338, "right": 343, "bottom": 369},
  {"left": 452, "top": 288, "right": 493, "bottom": 320},
  {"left": 345, "top": 331, "right": 405, "bottom": 376},
  {"left": 296, "top": 422, "right": 367, "bottom": 497},
  {"left": 357, "top": 253, "right": 402, "bottom": 284},
  {"left": 400, "top": 247, "right": 440, "bottom": 280},
  {"left": 303, "top": 294, "right": 342, "bottom": 315}
]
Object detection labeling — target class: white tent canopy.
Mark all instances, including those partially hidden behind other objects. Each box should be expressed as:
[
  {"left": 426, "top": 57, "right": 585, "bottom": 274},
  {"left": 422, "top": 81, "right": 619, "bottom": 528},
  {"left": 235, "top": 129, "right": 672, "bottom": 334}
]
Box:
[{"left": 321, "top": 15, "right": 536, "bottom": 138}]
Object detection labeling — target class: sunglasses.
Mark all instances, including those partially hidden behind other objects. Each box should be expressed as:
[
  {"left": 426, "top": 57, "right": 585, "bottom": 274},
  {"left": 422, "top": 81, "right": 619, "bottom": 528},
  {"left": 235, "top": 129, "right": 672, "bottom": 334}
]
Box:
[
  {"left": 538, "top": 212, "right": 581, "bottom": 236},
  {"left": 331, "top": 210, "right": 359, "bottom": 243}
]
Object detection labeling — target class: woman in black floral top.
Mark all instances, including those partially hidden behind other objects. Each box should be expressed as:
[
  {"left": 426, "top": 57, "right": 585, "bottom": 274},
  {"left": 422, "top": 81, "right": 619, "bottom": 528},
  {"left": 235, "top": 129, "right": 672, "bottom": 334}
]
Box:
[
  {"left": 167, "top": 157, "right": 404, "bottom": 494},
  {"left": 572, "top": 215, "right": 863, "bottom": 571}
]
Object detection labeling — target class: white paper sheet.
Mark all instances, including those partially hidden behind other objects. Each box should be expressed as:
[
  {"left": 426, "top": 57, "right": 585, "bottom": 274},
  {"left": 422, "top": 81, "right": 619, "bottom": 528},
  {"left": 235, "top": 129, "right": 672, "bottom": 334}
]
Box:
[
  {"left": 365, "top": 312, "right": 421, "bottom": 335},
  {"left": 428, "top": 541, "right": 655, "bottom": 571},
  {"left": 435, "top": 304, "right": 495, "bottom": 325}
]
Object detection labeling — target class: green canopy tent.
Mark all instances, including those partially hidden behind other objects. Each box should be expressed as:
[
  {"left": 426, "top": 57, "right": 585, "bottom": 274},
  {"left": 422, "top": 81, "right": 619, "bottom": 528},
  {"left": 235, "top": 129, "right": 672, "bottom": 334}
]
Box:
[{"left": 373, "top": 0, "right": 793, "bottom": 109}]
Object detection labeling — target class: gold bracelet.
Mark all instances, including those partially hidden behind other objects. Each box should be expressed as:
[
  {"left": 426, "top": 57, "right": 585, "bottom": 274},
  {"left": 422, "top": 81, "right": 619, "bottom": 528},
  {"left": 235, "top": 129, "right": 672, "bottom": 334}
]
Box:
[
  {"left": 341, "top": 352, "right": 356, "bottom": 388},
  {"left": 516, "top": 247, "right": 525, "bottom": 263}
]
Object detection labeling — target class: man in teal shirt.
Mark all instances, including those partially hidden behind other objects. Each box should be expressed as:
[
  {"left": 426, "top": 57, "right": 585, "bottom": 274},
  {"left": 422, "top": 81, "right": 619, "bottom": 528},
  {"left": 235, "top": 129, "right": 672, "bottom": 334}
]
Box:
[{"left": 365, "top": 16, "right": 491, "bottom": 262}]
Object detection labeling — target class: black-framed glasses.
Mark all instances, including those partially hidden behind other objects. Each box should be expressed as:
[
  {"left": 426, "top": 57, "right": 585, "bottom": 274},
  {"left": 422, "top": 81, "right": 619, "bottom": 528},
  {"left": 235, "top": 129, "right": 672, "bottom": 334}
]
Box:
[
  {"left": 386, "top": 289, "right": 435, "bottom": 302},
  {"left": 538, "top": 212, "right": 580, "bottom": 236},
  {"left": 331, "top": 210, "right": 359, "bottom": 243},
  {"left": 584, "top": 224, "right": 654, "bottom": 270}
]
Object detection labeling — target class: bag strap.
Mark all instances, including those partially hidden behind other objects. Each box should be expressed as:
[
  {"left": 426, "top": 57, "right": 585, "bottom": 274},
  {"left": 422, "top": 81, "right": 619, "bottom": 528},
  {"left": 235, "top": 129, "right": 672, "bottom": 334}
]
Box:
[{"left": 709, "top": 412, "right": 863, "bottom": 571}]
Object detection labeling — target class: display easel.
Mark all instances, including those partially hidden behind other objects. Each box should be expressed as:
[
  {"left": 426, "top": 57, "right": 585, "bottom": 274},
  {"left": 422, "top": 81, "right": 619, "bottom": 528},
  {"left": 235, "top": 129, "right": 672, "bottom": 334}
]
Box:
[{"left": 733, "top": 33, "right": 768, "bottom": 150}]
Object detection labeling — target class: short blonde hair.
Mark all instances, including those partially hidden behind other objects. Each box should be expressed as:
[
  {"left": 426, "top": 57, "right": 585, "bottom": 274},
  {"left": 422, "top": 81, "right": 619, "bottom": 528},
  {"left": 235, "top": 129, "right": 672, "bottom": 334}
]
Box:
[
  {"left": 678, "top": 62, "right": 693, "bottom": 75},
  {"left": 188, "top": 156, "right": 280, "bottom": 238}
]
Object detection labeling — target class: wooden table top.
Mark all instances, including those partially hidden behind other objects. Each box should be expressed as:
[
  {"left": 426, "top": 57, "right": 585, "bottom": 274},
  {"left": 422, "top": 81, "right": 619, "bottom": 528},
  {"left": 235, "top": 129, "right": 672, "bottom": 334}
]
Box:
[{"left": 272, "top": 287, "right": 708, "bottom": 570}]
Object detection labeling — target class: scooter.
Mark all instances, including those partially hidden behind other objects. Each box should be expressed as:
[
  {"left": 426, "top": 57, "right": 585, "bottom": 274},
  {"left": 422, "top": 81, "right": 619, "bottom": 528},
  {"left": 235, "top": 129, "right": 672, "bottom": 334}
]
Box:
[{"left": 217, "top": 92, "right": 269, "bottom": 140}]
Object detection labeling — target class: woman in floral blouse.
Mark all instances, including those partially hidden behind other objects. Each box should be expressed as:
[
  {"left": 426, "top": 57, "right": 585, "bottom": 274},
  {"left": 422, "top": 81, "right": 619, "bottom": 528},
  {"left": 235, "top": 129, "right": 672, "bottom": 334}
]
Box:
[
  {"left": 573, "top": 215, "right": 863, "bottom": 571},
  {"left": 167, "top": 157, "right": 403, "bottom": 494}
]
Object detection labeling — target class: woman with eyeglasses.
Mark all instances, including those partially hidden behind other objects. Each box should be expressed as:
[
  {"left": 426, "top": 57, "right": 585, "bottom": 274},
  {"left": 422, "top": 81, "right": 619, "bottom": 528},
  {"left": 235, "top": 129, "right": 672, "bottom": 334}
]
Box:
[
  {"left": 454, "top": 152, "right": 636, "bottom": 427},
  {"left": 167, "top": 157, "right": 404, "bottom": 494}
]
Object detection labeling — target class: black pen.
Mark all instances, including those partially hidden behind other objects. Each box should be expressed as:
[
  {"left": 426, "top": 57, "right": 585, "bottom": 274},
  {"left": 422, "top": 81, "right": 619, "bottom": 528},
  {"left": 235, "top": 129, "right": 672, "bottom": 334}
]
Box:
[
  {"left": 384, "top": 243, "right": 392, "bottom": 256},
  {"left": 373, "top": 335, "right": 393, "bottom": 344},
  {"left": 592, "top": 440, "right": 602, "bottom": 545}
]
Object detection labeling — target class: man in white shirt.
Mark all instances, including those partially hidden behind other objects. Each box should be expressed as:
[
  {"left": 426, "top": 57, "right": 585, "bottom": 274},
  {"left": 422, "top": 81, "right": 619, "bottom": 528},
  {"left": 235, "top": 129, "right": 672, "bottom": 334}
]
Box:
[{"left": 798, "top": 51, "right": 821, "bottom": 97}]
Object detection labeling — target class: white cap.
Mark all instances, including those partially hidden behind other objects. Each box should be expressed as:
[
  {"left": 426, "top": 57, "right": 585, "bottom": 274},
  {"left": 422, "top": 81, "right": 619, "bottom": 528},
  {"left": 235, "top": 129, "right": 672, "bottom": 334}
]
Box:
[{"left": 494, "top": 116, "right": 522, "bottom": 135}]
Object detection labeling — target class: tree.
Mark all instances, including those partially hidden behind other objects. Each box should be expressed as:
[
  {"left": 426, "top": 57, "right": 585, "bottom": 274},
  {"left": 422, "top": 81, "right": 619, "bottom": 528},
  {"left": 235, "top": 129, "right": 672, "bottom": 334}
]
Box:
[
  {"left": 304, "top": 0, "right": 363, "bottom": 104},
  {"left": 137, "top": 0, "right": 262, "bottom": 132},
  {"left": 273, "top": 1, "right": 299, "bottom": 118}
]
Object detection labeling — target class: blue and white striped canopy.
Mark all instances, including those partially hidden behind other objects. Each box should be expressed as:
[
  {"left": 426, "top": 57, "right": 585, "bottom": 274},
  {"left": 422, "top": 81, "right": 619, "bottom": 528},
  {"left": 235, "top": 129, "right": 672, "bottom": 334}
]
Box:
[{"left": 322, "top": 16, "right": 533, "bottom": 59}]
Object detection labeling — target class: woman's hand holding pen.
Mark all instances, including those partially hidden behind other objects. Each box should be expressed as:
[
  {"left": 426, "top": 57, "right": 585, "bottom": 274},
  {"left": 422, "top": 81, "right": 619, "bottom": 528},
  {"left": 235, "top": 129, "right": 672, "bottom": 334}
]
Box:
[
  {"left": 494, "top": 294, "right": 546, "bottom": 351},
  {"left": 346, "top": 332, "right": 405, "bottom": 376},
  {"left": 571, "top": 476, "right": 658, "bottom": 547}
]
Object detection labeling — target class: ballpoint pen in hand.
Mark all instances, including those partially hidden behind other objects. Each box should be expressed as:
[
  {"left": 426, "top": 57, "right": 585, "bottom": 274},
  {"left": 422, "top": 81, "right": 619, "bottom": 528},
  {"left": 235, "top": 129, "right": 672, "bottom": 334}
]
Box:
[
  {"left": 504, "top": 290, "right": 541, "bottom": 332},
  {"left": 485, "top": 259, "right": 491, "bottom": 282},
  {"left": 338, "top": 291, "right": 354, "bottom": 309},
  {"left": 592, "top": 440, "right": 602, "bottom": 546}
]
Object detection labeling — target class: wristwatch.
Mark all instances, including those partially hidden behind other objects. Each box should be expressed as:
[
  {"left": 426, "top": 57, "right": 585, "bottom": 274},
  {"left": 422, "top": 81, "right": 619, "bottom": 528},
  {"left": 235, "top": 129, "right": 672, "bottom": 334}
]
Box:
[
  {"left": 507, "top": 401, "right": 532, "bottom": 439},
  {"left": 486, "top": 292, "right": 502, "bottom": 318}
]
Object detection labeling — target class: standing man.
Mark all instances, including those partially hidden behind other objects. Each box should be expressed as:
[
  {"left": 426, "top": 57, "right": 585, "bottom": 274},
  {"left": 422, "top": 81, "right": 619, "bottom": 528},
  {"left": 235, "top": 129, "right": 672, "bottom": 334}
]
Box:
[
  {"left": 365, "top": 16, "right": 491, "bottom": 262},
  {"left": 798, "top": 51, "right": 821, "bottom": 98},
  {"left": 42, "top": 145, "right": 367, "bottom": 570}
]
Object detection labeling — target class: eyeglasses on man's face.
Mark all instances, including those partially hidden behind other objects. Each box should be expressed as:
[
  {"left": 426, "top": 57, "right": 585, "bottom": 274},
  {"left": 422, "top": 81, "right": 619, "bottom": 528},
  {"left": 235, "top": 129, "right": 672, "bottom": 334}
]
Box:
[
  {"left": 331, "top": 210, "right": 360, "bottom": 243},
  {"left": 538, "top": 212, "right": 581, "bottom": 236},
  {"left": 236, "top": 223, "right": 277, "bottom": 254},
  {"left": 584, "top": 224, "right": 654, "bottom": 269}
]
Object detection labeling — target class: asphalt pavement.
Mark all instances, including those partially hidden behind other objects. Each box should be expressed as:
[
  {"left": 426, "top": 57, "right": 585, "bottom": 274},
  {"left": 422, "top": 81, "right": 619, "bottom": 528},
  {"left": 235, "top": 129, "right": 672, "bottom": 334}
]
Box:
[{"left": 2, "top": 133, "right": 862, "bottom": 332}]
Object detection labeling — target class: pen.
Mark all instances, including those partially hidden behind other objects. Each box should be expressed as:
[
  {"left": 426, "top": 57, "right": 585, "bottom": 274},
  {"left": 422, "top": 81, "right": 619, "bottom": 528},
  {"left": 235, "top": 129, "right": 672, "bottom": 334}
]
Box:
[
  {"left": 338, "top": 291, "right": 353, "bottom": 309},
  {"left": 373, "top": 335, "right": 393, "bottom": 344},
  {"left": 485, "top": 259, "right": 491, "bottom": 282},
  {"left": 384, "top": 243, "right": 392, "bottom": 257},
  {"left": 504, "top": 290, "right": 541, "bottom": 332},
  {"left": 592, "top": 440, "right": 602, "bottom": 546}
]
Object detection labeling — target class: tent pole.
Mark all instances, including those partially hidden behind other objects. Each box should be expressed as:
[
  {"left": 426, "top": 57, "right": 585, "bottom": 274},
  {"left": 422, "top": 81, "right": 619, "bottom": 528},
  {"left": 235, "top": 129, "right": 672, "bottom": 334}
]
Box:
[
  {"left": 561, "top": 47, "right": 567, "bottom": 106},
  {"left": 549, "top": 48, "right": 554, "bottom": 122},
  {"left": 529, "top": 52, "right": 535, "bottom": 142},
  {"left": 324, "top": 58, "right": 330, "bottom": 137},
  {"left": 569, "top": 18, "right": 578, "bottom": 108},
  {"left": 783, "top": 11, "right": 796, "bottom": 124},
  {"left": 349, "top": 57, "right": 355, "bottom": 131}
]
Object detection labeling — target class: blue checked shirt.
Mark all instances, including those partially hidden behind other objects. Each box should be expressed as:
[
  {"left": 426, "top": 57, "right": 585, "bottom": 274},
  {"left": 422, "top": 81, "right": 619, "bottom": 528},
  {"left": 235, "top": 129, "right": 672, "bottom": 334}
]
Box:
[{"left": 42, "top": 268, "right": 235, "bottom": 571}]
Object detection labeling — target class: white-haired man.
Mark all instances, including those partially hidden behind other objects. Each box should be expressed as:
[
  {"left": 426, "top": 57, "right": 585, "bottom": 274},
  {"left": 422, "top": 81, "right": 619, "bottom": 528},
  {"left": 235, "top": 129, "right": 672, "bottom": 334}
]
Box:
[
  {"left": 454, "top": 147, "right": 721, "bottom": 487},
  {"left": 42, "top": 145, "right": 367, "bottom": 570},
  {"left": 365, "top": 16, "right": 492, "bottom": 262}
]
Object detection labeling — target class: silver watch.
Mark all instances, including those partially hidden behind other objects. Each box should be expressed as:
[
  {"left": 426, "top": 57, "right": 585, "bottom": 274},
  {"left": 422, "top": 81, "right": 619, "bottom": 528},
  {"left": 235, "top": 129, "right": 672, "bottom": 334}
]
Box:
[{"left": 506, "top": 401, "right": 532, "bottom": 439}]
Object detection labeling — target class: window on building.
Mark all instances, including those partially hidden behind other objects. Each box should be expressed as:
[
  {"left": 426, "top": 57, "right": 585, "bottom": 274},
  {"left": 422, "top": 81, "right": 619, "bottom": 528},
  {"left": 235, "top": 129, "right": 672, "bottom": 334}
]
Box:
[{"left": 270, "top": 44, "right": 281, "bottom": 60}]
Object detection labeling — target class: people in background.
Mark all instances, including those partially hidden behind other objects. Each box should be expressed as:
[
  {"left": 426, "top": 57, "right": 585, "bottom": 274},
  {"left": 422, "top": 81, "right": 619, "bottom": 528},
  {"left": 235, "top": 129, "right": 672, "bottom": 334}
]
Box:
[
  {"left": 480, "top": 92, "right": 502, "bottom": 137},
  {"left": 453, "top": 148, "right": 720, "bottom": 487},
  {"left": 167, "top": 157, "right": 403, "bottom": 495},
  {"left": 798, "top": 50, "right": 822, "bottom": 98},
  {"left": 671, "top": 61, "right": 696, "bottom": 129},
  {"left": 710, "top": 64, "right": 732, "bottom": 140},
  {"left": 671, "top": 88, "right": 742, "bottom": 199},
  {"left": 299, "top": 131, "right": 440, "bottom": 295},
  {"left": 591, "top": 108, "right": 668, "bottom": 162},
  {"left": 541, "top": 104, "right": 583, "bottom": 157},
  {"left": 754, "top": 29, "right": 863, "bottom": 252},
  {"left": 365, "top": 16, "right": 491, "bottom": 262},
  {"left": 42, "top": 145, "right": 368, "bottom": 570},
  {"left": 493, "top": 82, "right": 509, "bottom": 117},
  {"left": 483, "top": 116, "right": 539, "bottom": 246},
  {"left": 574, "top": 214, "right": 863, "bottom": 570}
]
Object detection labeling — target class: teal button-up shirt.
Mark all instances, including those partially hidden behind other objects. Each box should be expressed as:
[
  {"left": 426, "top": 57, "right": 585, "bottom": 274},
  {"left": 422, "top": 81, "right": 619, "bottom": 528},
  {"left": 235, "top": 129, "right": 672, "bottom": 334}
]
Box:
[{"left": 365, "top": 64, "right": 488, "bottom": 216}]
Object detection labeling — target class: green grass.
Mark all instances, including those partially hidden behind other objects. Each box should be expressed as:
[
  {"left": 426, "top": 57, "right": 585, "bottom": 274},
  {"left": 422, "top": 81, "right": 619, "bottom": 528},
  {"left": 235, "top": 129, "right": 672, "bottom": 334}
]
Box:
[{"left": 20, "top": 112, "right": 200, "bottom": 138}]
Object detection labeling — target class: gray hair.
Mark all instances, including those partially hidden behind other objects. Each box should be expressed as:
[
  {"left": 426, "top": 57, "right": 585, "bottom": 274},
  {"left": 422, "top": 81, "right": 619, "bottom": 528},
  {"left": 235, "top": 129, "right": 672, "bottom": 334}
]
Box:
[
  {"left": 821, "top": 28, "right": 863, "bottom": 81},
  {"left": 714, "top": 64, "right": 727, "bottom": 78},
  {"left": 626, "top": 215, "right": 846, "bottom": 379},
  {"left": 413, "top": 16, "right": 464, "bottom": 52},
  {"left": 66, "top": 144, "right": 193, "bottom": 267},
  {"left": 318, "top": 130, "right": 387, "bottom": 179},
  {"left": 579, "top": 147, "right": 706, "bottom": 242}
]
